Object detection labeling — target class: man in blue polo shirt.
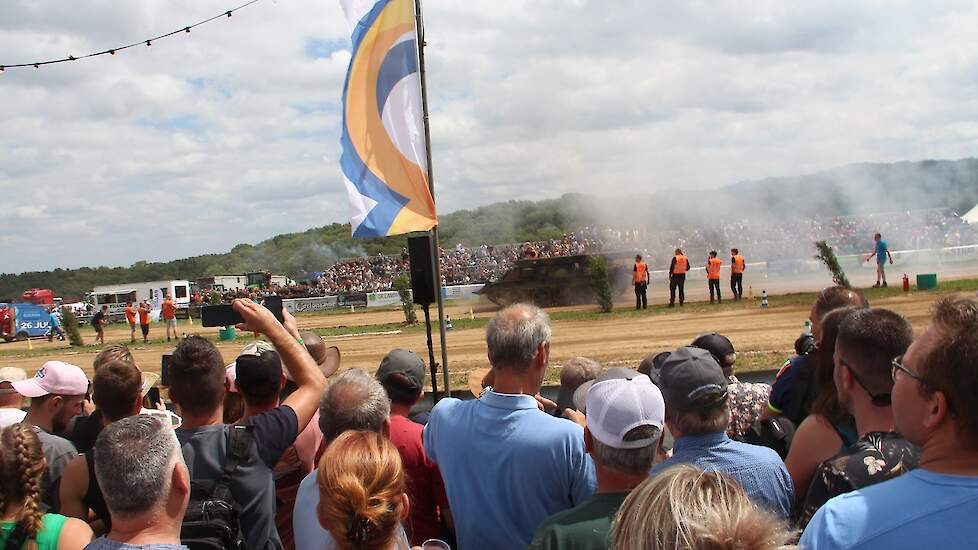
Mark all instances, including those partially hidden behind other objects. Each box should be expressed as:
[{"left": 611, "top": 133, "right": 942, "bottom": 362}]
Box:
[
  {"left": 424, "top": 304, "right": 596, "bottom": 549},
  {"left": 650, "top": 346, "right": 793, "bottom": 518}
]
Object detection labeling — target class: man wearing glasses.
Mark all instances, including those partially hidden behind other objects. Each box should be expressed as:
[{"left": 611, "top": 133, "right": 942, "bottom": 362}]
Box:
[
  {"left": 802, "top": 296, "right": 978, "bottom": 549},
  {"left": 796, "top": 308, "right": 917, "bottom": 528}
]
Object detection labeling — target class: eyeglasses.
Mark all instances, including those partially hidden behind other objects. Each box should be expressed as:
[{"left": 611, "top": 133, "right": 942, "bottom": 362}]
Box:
[
  {"left": 891, "top": 355, "right": 926, "bottom": 384},
  {"left": 842, "top": 363, "right": 891, "bottom": 407}
]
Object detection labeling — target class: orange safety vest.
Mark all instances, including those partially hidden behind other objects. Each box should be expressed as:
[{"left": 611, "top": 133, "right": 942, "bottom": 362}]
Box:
[
  {"left": 732, "top": 255, "right": 746, "bottom": 274},
  {"left": 125, "top": 306, "right": 135, "bottom": 324},
  {"left": 633, "top": 261, "right": 649, "bottom": 284},
  {"left": 162, "top": 300, "right": 176, "bottom": 320},
  {"left": 707, "top": 257, "right": 722, "bottom": 280},
  {"left": 672, "top": 254, "right": 688, "bottom": 275}
]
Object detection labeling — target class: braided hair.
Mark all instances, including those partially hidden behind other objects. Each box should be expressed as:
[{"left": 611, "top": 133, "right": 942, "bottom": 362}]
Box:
[{"left": 0, "top": 424, "right": 46, "bottom": 550}]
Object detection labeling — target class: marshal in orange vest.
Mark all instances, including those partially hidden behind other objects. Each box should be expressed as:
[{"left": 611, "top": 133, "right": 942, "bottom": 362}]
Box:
[
  {"left": 731, "top": 254, "right": 746, "bottom": 275},
  {"left": 707, "top": 257, "right": 722, "bottom": 280}
]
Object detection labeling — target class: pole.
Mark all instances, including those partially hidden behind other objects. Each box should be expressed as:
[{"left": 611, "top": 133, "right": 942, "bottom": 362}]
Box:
[
  {"left": 414, "top": 0, "right": 451, "bottom": 398},
  {"left": 422, "top": 304, "right": 439, "bottom": 402}
]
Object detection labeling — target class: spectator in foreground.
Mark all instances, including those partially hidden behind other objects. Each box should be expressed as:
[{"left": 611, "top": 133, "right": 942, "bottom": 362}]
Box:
[
  {"left": 0, "top": 366, "right": 28, "bottom": 428},
  {"left": 60, "top": 359, "right": 144, "bottom": 533},
  {"left": 529, "top": 372, "right": 664, "bottom": 550},
  {"left": 316, "top": 431, "right": 411, "bottom": 550},
  {"left": 766, "top": 286, "right": 869, "bottom": 426},
  {"left": 650, "top": 347, "right": 793, "bottom": 518},
  {"left": 801, "top": 296, "right": 978, "bottom": 548},
  {"left": 690, "top": 333, "right": 770, "bottom": 441},
  {"left": 612, "top": 464, "right": 795, "bottom": 550},
  {"left": 85, "top": 415, "right": 190, "bottom": 550},
  {"left": 797, "top": 307, "right": 917, "bottom": 527},
  {"left": 424, "top": 303, "right": 596, "bottom": 548},
  {"left": 554, "top": 356, "right": 601, "bottom": 416},
  {"left": 375, "top": 349, "right": 452, "bottom": 545},
  {"left": 0, "top": 424, "right": 93, "bottom": 550},
  {"left": 293, "top": 369, "right": 391, "bottom": 550},
  {"left": 69, "top": 345, "right": 136, "bottom": 454},
  {"left": 170, "top": 300, "right": 326, "bottom": 550},
  {"left": 784, "top": 307, "right": 859, "bottom": 509},
  {"left": 12, "top": 361, "right": 89, "bottom": 511}
]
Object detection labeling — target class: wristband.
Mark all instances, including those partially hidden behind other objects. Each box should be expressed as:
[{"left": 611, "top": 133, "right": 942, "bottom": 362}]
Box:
[{"left": 296, "top": 337, "right": 305, "bottom": 346}]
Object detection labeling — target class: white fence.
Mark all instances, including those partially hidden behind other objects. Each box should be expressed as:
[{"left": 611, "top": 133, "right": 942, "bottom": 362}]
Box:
[{"left": 283, "top": 283, "right": 486, "bottom": 312}]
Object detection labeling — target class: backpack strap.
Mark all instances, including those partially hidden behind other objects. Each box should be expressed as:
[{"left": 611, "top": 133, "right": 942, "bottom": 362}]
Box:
[
  {"left": 211, "top": 424, "right": 254, "bottom": 504},
  {"left": 3, "top": 523, "right": 29, "bottom": 550}
]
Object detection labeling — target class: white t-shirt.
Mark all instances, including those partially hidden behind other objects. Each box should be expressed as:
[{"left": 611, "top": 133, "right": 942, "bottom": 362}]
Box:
[{"left": 0, "top": 407, "right": 26, "bottom": 428}]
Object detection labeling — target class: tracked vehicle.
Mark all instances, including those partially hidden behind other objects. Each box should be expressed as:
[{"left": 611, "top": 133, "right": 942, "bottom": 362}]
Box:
[{"left": 477, "top": 252, "right": 634, "bottom": 308}]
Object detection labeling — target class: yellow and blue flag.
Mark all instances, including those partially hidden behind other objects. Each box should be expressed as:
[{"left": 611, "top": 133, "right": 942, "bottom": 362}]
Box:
[{"left": 339, "top": 0, "right": 437, "bottom": 237}]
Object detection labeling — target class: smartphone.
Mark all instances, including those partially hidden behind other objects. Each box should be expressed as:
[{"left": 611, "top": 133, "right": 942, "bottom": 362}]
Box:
[
  {"left": 200, "top": 296, "right": 284, "bottom": 327},
  {"left": 146, "top": 387, "right": 162, "bottom": 409},
  {"left": 161, "top": 354, "right": 172, "bottom": 387}
]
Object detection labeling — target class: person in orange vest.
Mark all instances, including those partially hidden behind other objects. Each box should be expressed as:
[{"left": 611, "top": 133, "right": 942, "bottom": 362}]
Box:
[
  {"left": 633, "top": 254, "right": 650, "bottom": 310},
  {"left": 668, "top": 249, "right": 690, "bottom": 307},
  {"left": 162, "top": 295, "right": 177, "bottom": 342},
  {"left": 124, "top": 301, "right": 137, "bottom": 343},
  {"left": 707, "top": 250, "right": 723, "bottom": 304},
  {"left": 730, "top": 248, "right": 746, "bottom": 300},
  {"left": 137, "top": 300, "right": 151, "bottom": 343}
]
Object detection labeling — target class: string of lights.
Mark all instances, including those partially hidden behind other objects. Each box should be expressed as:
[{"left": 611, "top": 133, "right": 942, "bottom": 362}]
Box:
[{"left": 0, "top": 0, "right": 261, "bottom": 72}]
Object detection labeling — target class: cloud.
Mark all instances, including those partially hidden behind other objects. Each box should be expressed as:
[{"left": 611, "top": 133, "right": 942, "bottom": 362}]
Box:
[{"left": 1, "top": 0, "right": 977, "bottom": 272}]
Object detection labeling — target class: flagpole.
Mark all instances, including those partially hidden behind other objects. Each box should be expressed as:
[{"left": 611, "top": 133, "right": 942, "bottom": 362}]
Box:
[{"left": 414, "top": 0, "right": 451, "bottom": 398}]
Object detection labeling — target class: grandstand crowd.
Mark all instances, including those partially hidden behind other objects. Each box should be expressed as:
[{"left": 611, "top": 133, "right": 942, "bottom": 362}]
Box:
[
  {"left": 313, "top": 209, "right": 977, "bottom": 294},
  {"left": 2, "top": 287, "right": 977, "bottom": 550}
]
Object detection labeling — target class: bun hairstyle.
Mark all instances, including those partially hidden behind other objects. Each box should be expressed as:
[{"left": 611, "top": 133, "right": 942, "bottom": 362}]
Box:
[
  {"left": 612, "top": 464, "right": 796, "bottom": 550},
  {"left": 317, "top": 431, "right": 405, "bottom": 550},
  {"left": 0, "top": 424, "right": 46, "bottom": 550}
]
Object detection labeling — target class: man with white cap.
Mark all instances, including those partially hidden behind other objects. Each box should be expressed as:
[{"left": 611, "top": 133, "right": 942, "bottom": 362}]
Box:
[
  {"left": 0, "top": 366, "right": 28, "bottom": 427},
  {"left": 649, "top": 346, "right": 793, "bottom": 518},
  {"left": 13, "top": 360, "right": 90, "bottom": 510},
  {"left": 529, "top": 369, "right": 664, "bottom": 550}
]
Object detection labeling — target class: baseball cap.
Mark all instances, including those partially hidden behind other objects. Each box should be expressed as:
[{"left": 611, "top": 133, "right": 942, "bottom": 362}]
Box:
[
  {"left": 573, "top": 368, "right": 644, "bottom": 413},
  {"left": 648, "top": 347, "right": 728, "bottom": 412},
  {"left": 691, "top": 333, "right": 737, "bottom": 368},
  {"left": 240, "top": 340, "right": 292, "bottom": 380},
  {"left": 234, "top": 350, "right": 283, "bottom": 394},
  {"left": 225, "top": 363, "right": 238, "bottom": 393},
  {"left": 585, "top": 374, "right": 665, "bottom": 449},
  {"left": 637, "top": 351, "right": 671, "bottom": 377},
  {"left": 375, "top": 349, "right": 426, "bottom": 392},
  {"left": 0, "top": 366, "right": 27, "bottom": 384},
  {"left": 12, "top": 361, "right": 89, "bottom": 398}
]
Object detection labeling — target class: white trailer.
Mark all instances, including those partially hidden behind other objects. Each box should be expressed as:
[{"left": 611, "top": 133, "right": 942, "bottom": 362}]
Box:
[
  {"left": 196, "top": 275, "right": 249, "bottom": 292},
  {"left": 91, "top": 280, "right": 191, "bottom": 318}
]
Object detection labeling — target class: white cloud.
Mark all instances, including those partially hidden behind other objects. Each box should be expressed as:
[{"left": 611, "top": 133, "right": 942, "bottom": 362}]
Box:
[{"left": 1, "top": 0, "right": 977, "bottom": 271}]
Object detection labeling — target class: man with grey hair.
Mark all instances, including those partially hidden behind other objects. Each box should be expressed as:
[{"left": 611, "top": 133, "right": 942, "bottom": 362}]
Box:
[
  {"left": 530, "top": 370, "right": 665, "bottom": 550},
  {"left": 293, "top": 369, "right": 391, "bottom": 550},
  {"left": 555, "top": 357, "right": 601, "bottom": 416},
  {"left": 424, "top": 303, "right": 597, "bottom": 549},
  {"left": 84, "top": 414, "right": 189, "bottom": 550}
]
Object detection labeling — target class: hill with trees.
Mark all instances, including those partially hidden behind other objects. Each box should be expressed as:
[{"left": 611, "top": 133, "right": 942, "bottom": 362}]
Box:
[{"left": 2, "top": 158, "right": 975, "bottom": 300}]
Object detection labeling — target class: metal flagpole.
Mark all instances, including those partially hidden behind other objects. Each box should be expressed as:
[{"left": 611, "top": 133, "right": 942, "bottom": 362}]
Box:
[{"left": 414, "top": 0, "right": 451, "bottom": 398}]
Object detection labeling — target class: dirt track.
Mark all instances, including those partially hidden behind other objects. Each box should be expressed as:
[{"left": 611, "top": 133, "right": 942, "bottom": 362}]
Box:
[{"left": 0, "top": 288, "right": 964, "bottom": 389}]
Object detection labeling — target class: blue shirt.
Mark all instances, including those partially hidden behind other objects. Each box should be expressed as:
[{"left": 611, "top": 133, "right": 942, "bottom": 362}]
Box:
[
  {"left": 801, "top": 469, "right": 978, "bottom": 549},
  {"left": 875, "top": 240, "right": 888, "bottom": 264},
  {"left": 651, "top": 431, "right": 793, "bottom": 518},
  {"left": 423, "top": 390, "right": 596, "bottom": 549}
]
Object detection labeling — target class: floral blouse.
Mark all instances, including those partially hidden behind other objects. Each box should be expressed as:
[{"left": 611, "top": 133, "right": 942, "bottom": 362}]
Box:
[
  {"left": 797, "top": 431, "right": 921, "bottom": 528},
  {"left": 726, "top": 375, "right": 772, "bottom": 441}
]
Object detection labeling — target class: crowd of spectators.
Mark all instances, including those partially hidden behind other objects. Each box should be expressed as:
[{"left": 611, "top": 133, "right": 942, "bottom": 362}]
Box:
[
  {"left": 311, "top": 209, "right": 977, "bottom": 295},
  {"left": 2, "top": 289, "right": 978, "bottom": 549}
]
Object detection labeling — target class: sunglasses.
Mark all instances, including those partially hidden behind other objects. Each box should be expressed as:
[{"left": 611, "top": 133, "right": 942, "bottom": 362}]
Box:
[{"left": 841, "top": 361, "right": 891, "bottom": 407}]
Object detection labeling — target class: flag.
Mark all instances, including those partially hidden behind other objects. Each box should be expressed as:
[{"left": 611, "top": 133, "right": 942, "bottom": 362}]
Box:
[{"left": 339, "top": 0, "right": 437, "bottom": 237}]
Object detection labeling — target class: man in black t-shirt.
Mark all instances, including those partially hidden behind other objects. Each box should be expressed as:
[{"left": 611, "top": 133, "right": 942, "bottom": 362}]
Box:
[
  {"left": 92, "top": 305, "right": 108, "bottom": 345},
  {"left": 169, "top": 300, "right": 327, "bottom": 550}
]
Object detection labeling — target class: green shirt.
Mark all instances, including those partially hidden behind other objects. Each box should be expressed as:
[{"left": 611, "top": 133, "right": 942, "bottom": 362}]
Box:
[
  {"left": 528, "top": 492, "right": 629, "bottom": 550},
  {"left": 1, "top": 514, "right": 67, "bottom": 550}
]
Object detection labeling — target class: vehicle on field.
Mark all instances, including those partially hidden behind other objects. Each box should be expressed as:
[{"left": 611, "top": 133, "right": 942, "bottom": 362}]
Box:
[
  {"left": 0, "top": 303, "right": 54, "bottom": 342},
  {"left": 91, "top": 280, "right": 191, "bottom": 320},
  {"left": 477, "top": 252, "right": 634, "bottom": 307}
]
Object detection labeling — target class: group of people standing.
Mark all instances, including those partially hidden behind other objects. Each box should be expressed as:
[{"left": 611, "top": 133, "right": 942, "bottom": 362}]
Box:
[{"left": 633, "top": 248, "right": 747, "bottom": 309}]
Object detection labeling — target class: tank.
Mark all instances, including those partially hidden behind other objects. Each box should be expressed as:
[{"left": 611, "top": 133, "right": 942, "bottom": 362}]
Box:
[{"left": 477, "top": 252, "right": 634, "bottom": 308}]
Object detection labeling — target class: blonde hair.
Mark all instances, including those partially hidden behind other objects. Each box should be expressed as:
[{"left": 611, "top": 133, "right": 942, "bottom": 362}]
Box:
[
  {"left": 93, "top": 343, "right": 136, "bottom": 371},
  {"left": 0, "top": 424, "right": 46, "bottom": 550},
  {"left": 612, "top": 464, "right": 796, "bottom": 550},
  {"left": 316, "top": 431, "right": 405, "bottom": 550}
]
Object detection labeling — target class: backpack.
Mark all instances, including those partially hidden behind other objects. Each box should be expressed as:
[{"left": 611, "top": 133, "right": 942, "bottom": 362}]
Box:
[
  {"left": 181, "top": 424, "right": 253, "bottom": 550},
  {"left": 742, "top": 416, "right": 796, "bottom": 460}
]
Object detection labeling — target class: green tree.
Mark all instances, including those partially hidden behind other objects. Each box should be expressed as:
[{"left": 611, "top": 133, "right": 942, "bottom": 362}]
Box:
[
  {"left": 589, "top": 256, "right": 614, "bottom": 313},
  {"left": 60, "top": 307, "right": 85, "bottom": 347},
  {"left": 814, "top": 240, "right": 851, "bottom": 288},
  {"left": 393, "top": 275, "right": 417, "bottom": 325}
]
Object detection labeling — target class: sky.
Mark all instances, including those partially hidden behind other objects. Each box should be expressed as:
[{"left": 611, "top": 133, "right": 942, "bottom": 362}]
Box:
[{"left": 1, "top": 0, "right": 977, "bottom": 273}]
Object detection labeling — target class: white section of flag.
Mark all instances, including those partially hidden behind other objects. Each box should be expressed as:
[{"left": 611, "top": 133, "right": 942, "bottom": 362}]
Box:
[
  {"left": 338, "top": 0, "right": 382, "bottom": 35},
  {"left": 344, "top": 176, "right": 378, "bottom": 234}
]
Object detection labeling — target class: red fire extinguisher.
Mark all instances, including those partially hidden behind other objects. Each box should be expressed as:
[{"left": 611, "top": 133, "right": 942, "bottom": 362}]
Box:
[{"left": 903, "top": 274, "right": 910, "bottom": 292}]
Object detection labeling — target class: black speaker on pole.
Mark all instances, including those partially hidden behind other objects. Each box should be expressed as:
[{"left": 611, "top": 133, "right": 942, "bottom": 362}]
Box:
[{"left": 408, "top": 235, "right": 437, "bottom": 306}]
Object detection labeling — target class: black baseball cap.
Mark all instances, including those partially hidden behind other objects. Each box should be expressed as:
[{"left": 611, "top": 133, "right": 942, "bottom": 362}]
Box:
[
  {"left": 649, "top": 346, "right": 728, "bottom": 412},
  {"left": 234, "top": 350, "right": 283, "bottom": 394},
  {"left": 691, "top": 333, "right": 736, "bottom": 368},
  {"left": 375, "top": 349, "right": 426, "bottom": 393}
]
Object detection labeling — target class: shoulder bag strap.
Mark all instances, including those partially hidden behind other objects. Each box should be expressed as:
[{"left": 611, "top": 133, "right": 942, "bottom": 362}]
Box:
[{"left": 211, "top": 424, "right": 254, "bottom": 503}]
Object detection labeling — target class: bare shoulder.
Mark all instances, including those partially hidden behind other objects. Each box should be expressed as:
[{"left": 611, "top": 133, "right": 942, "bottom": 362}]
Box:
[{"left": 58, "top": 517, "right": 95, "bottom": 550}]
